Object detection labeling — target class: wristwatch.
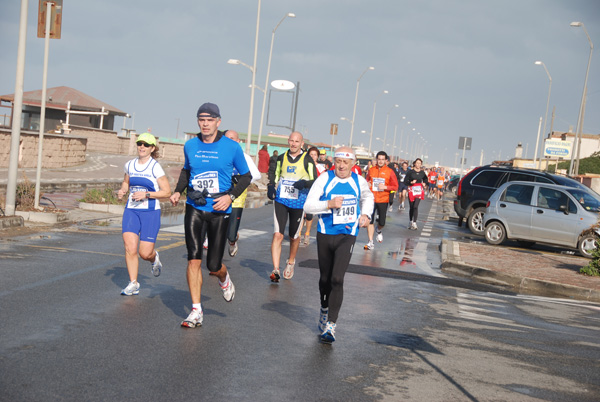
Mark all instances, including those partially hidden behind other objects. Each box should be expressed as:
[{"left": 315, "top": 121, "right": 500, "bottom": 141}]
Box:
[
  {"left": 229, "top": 193, "right": 236, "bottom": 202},
  {"left": 145, "top": 192, "right": 150, "bottom": 199}
]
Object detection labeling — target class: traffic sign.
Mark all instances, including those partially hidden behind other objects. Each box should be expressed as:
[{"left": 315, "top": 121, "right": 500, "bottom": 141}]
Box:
[{"left": 37, "top": 0, "right": 63, "bottom": 39}]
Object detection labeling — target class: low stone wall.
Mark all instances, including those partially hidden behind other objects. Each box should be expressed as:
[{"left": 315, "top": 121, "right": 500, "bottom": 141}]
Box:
[
  {"left": 0, "top": 129, "right": 86, "bottom": 168},
  {"left": 1, "top": 127, "right": 186, "bottom": 168},
  {"left": 69, "top": 127, "right": 132, "bottom": 155}
]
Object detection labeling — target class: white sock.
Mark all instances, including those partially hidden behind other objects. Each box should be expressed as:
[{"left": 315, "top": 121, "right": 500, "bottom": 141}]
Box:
[
  {"left": 192, "top": 303, "right": 202, "bottom": 312},
  {"left": 219, "top": 273, "right": 230, "bottom": 288}
]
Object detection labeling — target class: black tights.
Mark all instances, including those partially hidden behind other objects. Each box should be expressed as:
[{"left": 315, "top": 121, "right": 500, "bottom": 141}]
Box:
[
  {"left": 317, "top": 232, "right": 356, "bottom": 323},
  {"left": 409, "top": 198, "right": 421, "bottom": 223}
]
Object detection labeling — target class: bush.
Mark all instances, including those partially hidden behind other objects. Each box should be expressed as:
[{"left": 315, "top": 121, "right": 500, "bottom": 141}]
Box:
[
  {"left": 555, "top": 153, "right": 600, "bottom": 175},
  {"left": 580, "top": 245, "right": 600, "bottom": 276},
  {"left": 16, "top": 174, "right": 40, "bottom": 210},
  {"left": 78, "top": 184, "right": 125, "bottom": 205}
]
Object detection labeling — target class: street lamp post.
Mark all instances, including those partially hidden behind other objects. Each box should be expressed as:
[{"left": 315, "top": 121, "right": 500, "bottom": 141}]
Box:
[
  {"left": 534, "top": 60, "right": 552, "bottom": 170},
  {"left": 340, "top": 116, "right": 353, "bottom": 146},
  {"left": 244, "top": 0, "right": 262, "bottom": 155},
  {"left": 392, "top": 116, "right": 407, "bottom": 162},
  {"left": 349, "top": 66, "right": 374, "bottom": 148},
  {"left": 569, "top": 21, "right": 594, "bottom": 176},
  {"left": 382, "top": 104, "right": 399, "bottom": 147},
  {"left": 367, "top": 90, "right": 388, "bottom": 154},
  {"left": 409, "top": 128, "right": 418, "bottom": 161},
  {"left": 228, "top": 58, "right": 256, "bottom": 154},
  {"left": 255, "top": 12, "right": 295, "bottom": 163}
]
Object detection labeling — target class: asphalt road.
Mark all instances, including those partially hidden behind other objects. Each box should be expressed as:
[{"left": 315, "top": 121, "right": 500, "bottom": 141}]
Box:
[{"left": 1, "top": 198, "right": 599, "bottom": 401}]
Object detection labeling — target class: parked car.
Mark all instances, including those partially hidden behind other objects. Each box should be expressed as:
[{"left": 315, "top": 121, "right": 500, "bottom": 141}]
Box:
[
  {"left": 483, "top": 181, "right": 600, "bottom": 258},
  {"left": 447, "top": 175, "right": 460, "bottom": 195},
  {"left": 453, "top": 165, "right": 589, "bottom": 235}
]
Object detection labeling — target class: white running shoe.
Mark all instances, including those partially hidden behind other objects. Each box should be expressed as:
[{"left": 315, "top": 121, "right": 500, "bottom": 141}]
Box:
[
  {"left": 388, "top": 205, "right": 393, "bottom": 213},
  {"left": 376, "top": 231, "right": 383, "bottom": 243},
  {"left": 181, "top": 308, "right": 203, "bottom": 328},
  {"left": 228, "top": 241, "right": 238, "bottom": 257},
  {"left": 412, "top": 221, "right": 418, "bottom": 230},
  {"left": 203, "top": 238, "right": 208, "bottom": 249},
  {"left": 121, "top": 281, "right": 140, "bottom": 296},
  {"left": 320, "top": 321, "right": 336, "bottom": 343},
  {"left": 222, "top": 278, "right": 235, "bottom": 302},
  {"left": 364, "top": 241, "right": 374, "bottom": 250},
  {"left": 270, "top": 269, "right": 281, "bottom": 283},
  {"left": 151, "top": 251, "right": 162, "bottom": 277},
  {"left": 283, "top": 259, "right": 295, "bottom": 280},
  {"left": 303, "top": 234, "right": 310, "bottom": 246},
  {"left": 318, "top": 307, "right": 329, "bottom": 333}
]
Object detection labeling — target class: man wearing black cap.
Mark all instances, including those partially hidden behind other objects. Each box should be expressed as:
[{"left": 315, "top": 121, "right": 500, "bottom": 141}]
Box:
[{"left": 170, "top": 103, "right": 252, "bottom": 328}]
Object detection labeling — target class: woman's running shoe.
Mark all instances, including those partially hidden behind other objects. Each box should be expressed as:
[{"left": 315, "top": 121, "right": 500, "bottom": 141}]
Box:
[
  {"left": 151, "top": 251, "right": 162, "bottom": 277},
  {"left": 364, "top": 241, "right": 374, "bottom": 250}
]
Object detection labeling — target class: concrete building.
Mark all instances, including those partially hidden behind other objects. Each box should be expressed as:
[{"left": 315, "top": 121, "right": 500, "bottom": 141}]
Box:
[{"left": 0, "top": 86, "right": 127, "bottom": 132}]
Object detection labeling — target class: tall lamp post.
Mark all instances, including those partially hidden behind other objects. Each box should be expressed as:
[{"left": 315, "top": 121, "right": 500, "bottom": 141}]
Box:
[
  {"left": 227, "top": 58, "right": 256, "bottom": 154},
  {"left": 242, "top": 0, "right": 262, "bottom": 155},
  {"left": 255, "top": 12, "right": 295, "bottom": 163},
  {"left": 534, "top": 60, "right": 552, "bottom": 169},
  {"left": 349, "top": 66, "right": 375, "bottom": 148},
  {"left": 569, "top": 21, "right": 594, "bottom": 176},
  {"left": 367, "top": 90, "right": 388, "bottom": 154},
  {"left": 409, "top": 128, "right": 418, "bottom": 161},
  {"left": 393, "top": 116, "right": 408, "bottom": 162},
  {"left": 382, "top": 104, "right": 399, "bottom": 147},
  {"left": 340, "top": 117, "right": 353, "bottom": 145}
]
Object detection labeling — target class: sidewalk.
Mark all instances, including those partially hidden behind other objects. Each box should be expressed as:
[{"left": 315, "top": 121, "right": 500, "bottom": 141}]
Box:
[{"left": 441, "top": 239, "right": 600, "bottom": 302}]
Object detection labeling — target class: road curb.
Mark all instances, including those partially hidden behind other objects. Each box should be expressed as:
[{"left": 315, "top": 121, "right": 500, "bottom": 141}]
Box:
[{"left": 441, "top": 239, "right": 600, "bottom": 302}]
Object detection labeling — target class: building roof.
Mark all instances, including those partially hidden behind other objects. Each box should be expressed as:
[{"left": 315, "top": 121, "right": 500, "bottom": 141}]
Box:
[{"left": 0, "top": 86, "right": 127, "bottom": 116}]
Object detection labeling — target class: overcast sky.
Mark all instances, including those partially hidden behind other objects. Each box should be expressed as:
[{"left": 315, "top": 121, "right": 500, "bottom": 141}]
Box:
[{"left": 1, "top": 0, "right": 599, "bottom": 166}]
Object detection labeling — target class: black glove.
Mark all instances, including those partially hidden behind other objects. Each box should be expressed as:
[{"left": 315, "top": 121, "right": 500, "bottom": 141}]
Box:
[
  {"left": 293, "top": 180, "right": 307, "bottom": 190},
  {"left": 267, "top": 184, "right": 276, "bottom": 200},
  {"left": 187, "top": 188, "right": 209, "bottom": 206}
]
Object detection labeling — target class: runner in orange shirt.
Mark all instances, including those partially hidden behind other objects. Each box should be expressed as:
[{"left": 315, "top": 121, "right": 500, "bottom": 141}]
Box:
[{"left": 364, "top": 151, "right": 398, "bottom": 250}]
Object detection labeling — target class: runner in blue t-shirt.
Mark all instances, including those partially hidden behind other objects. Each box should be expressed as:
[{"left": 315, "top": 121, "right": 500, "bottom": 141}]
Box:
[
  {"left": 304, "top": 146, "right": 374, "bottom": 343},
  {"left": 170, "top": 103, "right": 251, "bottom": 328}
]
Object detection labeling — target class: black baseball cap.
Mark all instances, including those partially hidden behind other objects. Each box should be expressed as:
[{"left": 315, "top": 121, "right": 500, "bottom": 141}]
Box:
[{"left": 196, "top": 103, "right": 221, "bottom": 118}]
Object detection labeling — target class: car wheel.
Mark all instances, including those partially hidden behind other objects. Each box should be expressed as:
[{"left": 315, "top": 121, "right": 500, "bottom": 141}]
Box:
[
  {"left": 516, "top": 240, "right": 536, "bottom": 248},
  {"left": 578, "top": 233, "right": 599, "bottom": 259},
  {"left": 485, "top": 221, "right": 506, "bottom": 245},
  {"left": 467, "top": 207, "right": 486, "bottom": 235},
  {"left": 451, "top": 186, "right": 457, "bottom": 195}
]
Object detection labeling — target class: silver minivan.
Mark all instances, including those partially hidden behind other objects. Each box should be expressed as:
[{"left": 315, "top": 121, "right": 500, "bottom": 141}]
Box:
[{"left": 483, "top": 181, "right": 600, "bottom": 258}]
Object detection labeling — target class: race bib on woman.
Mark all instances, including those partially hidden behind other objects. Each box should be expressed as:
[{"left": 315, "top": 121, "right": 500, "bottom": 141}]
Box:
[{"left": 128, "top": 186, "right": 149, "bottom": 209}]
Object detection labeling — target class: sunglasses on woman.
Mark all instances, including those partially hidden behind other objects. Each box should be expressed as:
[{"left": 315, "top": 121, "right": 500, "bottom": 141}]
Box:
[{"left": 136, "top": 142, "right": 153, "bottom": 148}]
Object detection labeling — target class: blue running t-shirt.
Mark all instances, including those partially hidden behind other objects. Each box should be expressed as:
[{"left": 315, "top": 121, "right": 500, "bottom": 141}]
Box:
[{"left": 183, "top": 134, "right": 249, "bottom": 213}]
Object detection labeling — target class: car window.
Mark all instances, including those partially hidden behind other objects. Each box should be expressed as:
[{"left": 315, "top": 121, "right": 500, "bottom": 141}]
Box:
[
  {"left": 537, "top": 187, "right": 575, "bottom": 213},
  {"left": 507, "top": 172, "right": 536, "bottom": 183},
  {"left": 472, "top": 170, "right": 505, "bottom": 188},
  {"left": 502, "top": 184, "right": 534, "bottom": 205},
  {"left": 567, "top": 188, "right": 600, "bottom": 212},
  {"left": 535, "top": 176, "right": 553, "bottom": 184}
]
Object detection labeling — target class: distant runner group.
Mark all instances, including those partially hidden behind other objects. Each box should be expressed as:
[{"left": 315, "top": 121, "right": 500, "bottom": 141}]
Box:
[{"left": 116, "top": 102, "right": 448, "bottom": 344}]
